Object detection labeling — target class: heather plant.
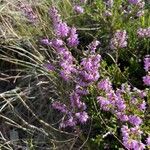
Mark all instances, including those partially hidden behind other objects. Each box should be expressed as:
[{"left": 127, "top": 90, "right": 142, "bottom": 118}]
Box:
[{"left": 0, "top": 0, "right": 150, "bottom": 150}]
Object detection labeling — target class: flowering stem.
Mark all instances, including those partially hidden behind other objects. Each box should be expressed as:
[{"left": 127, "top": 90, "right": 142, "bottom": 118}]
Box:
[{"left": 92, "top": 97, "right": 128, "bottom": 149}]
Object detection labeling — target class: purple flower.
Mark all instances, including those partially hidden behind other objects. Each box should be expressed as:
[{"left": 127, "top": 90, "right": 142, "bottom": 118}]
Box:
[
  {"left": 97, "top": 96, "right": 111, "bottom": 111},
  {"left": 115, "top": 91, "right": 126, "bottom": 111},
  {"left": 128, "top": 115, "right": 142, "bottom": 126},
  {"left": 49, "top": 6, "right": 70, "bottom": 38},
  {"left": 106, "top": 91, "right": 117, "bottom": 106},
  {"left": 60, "top": 116, "right": 77, "bottom": 128},
  {"left": 130, "top": 126, "right": 143, "bottom": 134},
  {"left": 137, "top": 1, "right": 145, "bottom": 8},
  {"left": 67, "top": 27, "right": 79, "bottom": 47},
  {"left": 79, "top": 54, "right": 101, "bottom": 86},
  {"left": 128, "top": 0, "right": 145, "bottom": 11},
  {"left": 59, "top": 50, "right": 73, "bottom": 61},
  {"left": 110, "top": 30, "right": 127, "bottom": 49},
  {"left": 128, "top": 0, "right": 142, "bottom": 5},
  {"left": 121, "top": 125, "right": 145, "bottom": 150},
  {"left": 66, "top": 116, "right": 77, "bottom": 127},
  {"left": 115, "top": 99, "right": 126, "bottom": 111},
  {"left": 60, "top": 65, "right": 76, "bottom": 81},
  {"left": 137, "top": 28, "right": 150, "bottom": 38},
  {"left": 55, "top": 22, "right": 70, "bottom": 38},
  {"left": 74, "top": 5, "right": 84, "bottom": 14},
  {"left": 97, "top": 78, "right": 112, "bottom": 92},
  {"left": 70, "top": 92, "right": 86, "bottom": 110},
  {"left": 139, "top": 101, "right": 146, "bottom": 111},
  {"left": 136, "top": 10, "right": 144, "bottom": 17},
  {"left": 52, "top": 101, "right": 68, "bottom": 113},
  {"left": 121, "top": 83, "right": 131, "bottom": 93},
  {"left": 41, "top": 38, "right": 52, "bottom": 46},
  {"left": 146, "top": 136, "right": 150, "bottom": 146},
  {"left": 116, "top": 112, "right": 128, "bottom": 121},
  {"left": 88, "top": 40, "right": 100, "bottom": 53},
  {"left": 139, "top": 143, "right": 146, "bottom": 150},
  {"left": 43, "top": 63, "right": 55, "bottom": 71},
  {"left": 144, "top": 55, "right": 150, "bottom": 72},
  {"left": 130, "top": 140, "right": 140, "bottom": 149},
  {"left": 139, "top": 91, "right": 147, "bottom": 98},
  {"left": 130, "top": 140, "right": 145, "bottom": 150},
  {"left": 19, "top": 2, "right": 38, "bottom": 23},
  {"left": 75, "top": 111, "right": 89, "bottom": 124},
  {"left": 143, "top": 75, "right": 150, "bottom": 86},
  {"left": 49, "top": 6, "right": 62, "bottom": 25},
  {"left": 133, "top": 87, "right": 147, "bottom": 98},
  {"left": 75, "top": 85, "right": 88, "bottom": 95},
  {"left": 80, "top": 70, "right": 100, "bottom": 82},
  {"left": 137, "top": 28, "right": 146, "bottom": 37},
  {"left": 56, "top": 47, "right": 77, "bottom": 81},
  {"left": 51, "top": 39, "right": 64, "bottom": 48},
  {"left": 121, "top": 125, "right": 130, "bottom": 141}
]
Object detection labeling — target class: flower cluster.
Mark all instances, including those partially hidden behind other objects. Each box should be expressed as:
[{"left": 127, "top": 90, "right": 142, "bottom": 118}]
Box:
[
  {"left": 48, "top": 7, "right": 101, "bottom": 128},
  {"left": 57, "top": 41, "right": 101, "bottom": 128},
  {"left": 41, "top": 5, "right": 149, "bottom": 149},
  {"left": 97, "top": 81, "right": 146, "bottom": 124},
  {"left": 128, "top": 0, "right": 145, "bottom": 17},
  {"left": 61, "top": 42, "right": 101, "bottom": 126},
  {"left": 52, "top": 100, "right": 88, "bottom": 128},
  {"left": 42, "top": 6, "right": 80, "bottom": 81},
  {"left": 147, "top": 136, "right": 150, "bottom": 146},
  {"left": 49, "top": 6, "right": 62, "bottom": 27},
  {"left": 137, "top": 27, "right": 150, "bottom": 38},
  {"left": 51, "top": 85, "right": 89, "bottom": 128},
  {"left": 53, "top": 85, "right": 89, "bottom": 128},
  {"left": 144, "top": 56, "right": 150, "bottom": 72},
  {"left": 73, "top": 5, "right": 84, "bottom": 14},
  {"left": 58, "top": 47, "right": 77, "bottom": 81},
  {"left": 19, "top": 2, "right": 38, "bottom": 23},
  {"left": 70, "top": 90, "right": 87, "bottom": 110},
  {"left": 97, "top": 77, "right": 148, "bottom": 149},
  {"left": 73, "top": 0, "right": 87, "bottom": 14},
  {"left": 121, "top": 125, "right": 145, "bottom": 150},
  {"left": 143, "top": 75, "right": 150, "bottom": 86},
  {"left": 87, "top": 40, "right": 100, "bottom": 53},
  {"left": 110, "top": 30, "right": 127, "bottom": 50},
  {"left": 49, "top": 6, "right": 70, "bottom": 38},
  {"left": 49, "top": 6, "right": 79, "bottom": 46},
  {"left": 41, "top": 39, "right": 52, "bottom": 46},
  {"left": 67, "top": 27, "right": 79, "bottom": 47},
  {"left": 128, "top": 0, "right": 144, "bottom": 6},
  {"left": 52, "top": 101, "right": 75, "bottom": 128},
  {"left": 78, "top": 54, "right": 101, "bottom": 87},
  {"left": 143, "top": 55, "right": 150, "bottom": 86},
  {"left": 51, "top": 39, "right": 101, "bottom": 127},
  {"left": 52, "top": 97, "right": 88, "bottom": 128},
  {"left": 120, "top": 0, "right": 145, "bottom": 17},
  {"left": 52, "top": 101, "right": 68, "bottom": 113},
  {"left": 52, "top": 84, "right": 89, "bottom": 128}
]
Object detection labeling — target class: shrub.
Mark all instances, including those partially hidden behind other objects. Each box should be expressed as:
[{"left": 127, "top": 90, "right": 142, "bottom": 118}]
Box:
[{"left": 0, "top": 0, "right": 149, "bottom": 149}]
